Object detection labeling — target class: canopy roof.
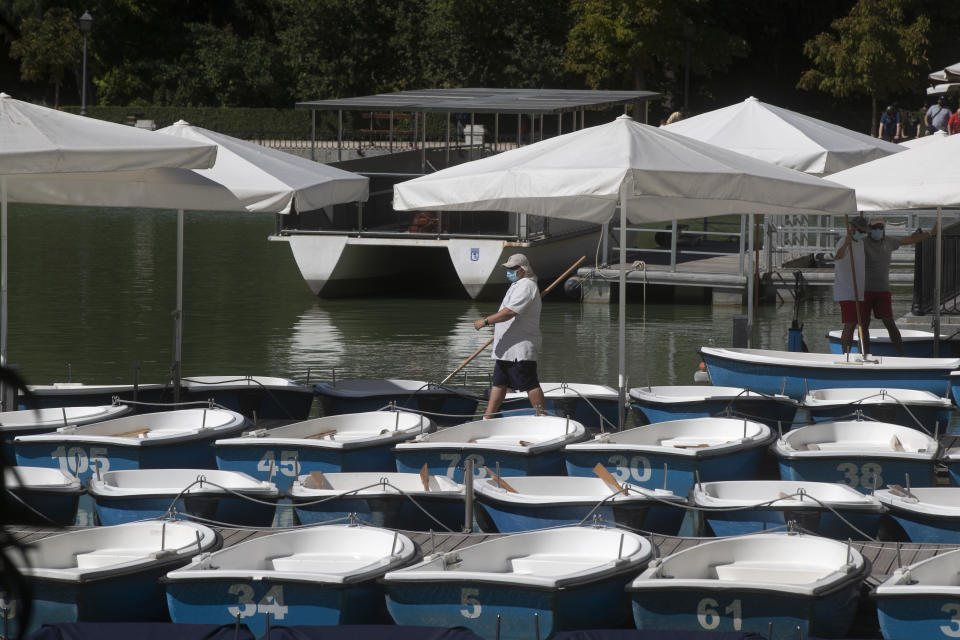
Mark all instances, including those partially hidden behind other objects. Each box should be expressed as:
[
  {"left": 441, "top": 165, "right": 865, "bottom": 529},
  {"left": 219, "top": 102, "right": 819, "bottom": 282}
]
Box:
[
  {"left": 829, "top": 132, "right": 960, "bottom": 210},
  {"left": 0, "top": 93, "right": 216, "bottom": 174},
  {"left": 662, "top": 96, "right": 902, "bottom": 175},
  {"left": 394, "top": 114, "right": 857, "bottom": 223},
  {"left": 297, "top": 88, "right": 658, "bottom": 115}
]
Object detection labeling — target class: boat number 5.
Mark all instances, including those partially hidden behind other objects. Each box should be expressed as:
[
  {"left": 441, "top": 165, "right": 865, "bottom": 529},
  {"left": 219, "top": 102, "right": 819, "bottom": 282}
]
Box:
[
  {"left": 836, "top": 462, "right": 883, "bottom": 490},
  {"left": 697, "top": 597, "right": 741, "bottom": 631},
  {"left": 460, "top": 587, "right": 481, "bottom": 618},
  {"left": 941, "top": 603, "right": 960, "bottom": 636},
  {"left": 439, "top": 453, "right": 487, "bottom": 479},
  {"left": 226, "top": 584, "right": 288, "bottom": 620},
  {"left": 607, "top": 454, "right": 651, "bottom": 483}
]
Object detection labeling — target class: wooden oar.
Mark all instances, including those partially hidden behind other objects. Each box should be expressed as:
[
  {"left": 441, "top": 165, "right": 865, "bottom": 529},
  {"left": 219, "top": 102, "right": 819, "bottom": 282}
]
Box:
[
  {"left": 440, "top": 255, "right": 587, "bottom": 386},
  {"left": 844, "top": 214, "right": 868, "bottom": 356},
  {"left": 307, "top": 470, "right": 329, "bottom": 489},
  {"left": 114, "top": 428, "right": 150, "bottom": 438},
  {"left": 304, "top": 429, "right": 337, "bottom": 440},
  {"left": 483, "top": 466, "right": 518, "bottom": 493},
  {"left": 592, "top": 462, "right": 623, "bottom": 492},
  {"left": 419, "top": 463, "right": 430, "bottom": 492}
]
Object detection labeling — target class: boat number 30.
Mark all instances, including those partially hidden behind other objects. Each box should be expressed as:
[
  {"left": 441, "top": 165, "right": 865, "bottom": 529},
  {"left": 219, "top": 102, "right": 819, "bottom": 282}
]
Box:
[
  {"left": 439, "top": 453, "right": 487, "bottom": 479},
  {"left": 51, "top": 446, "right": 109, "bottom": 476},
  {"left": 835, "top": 462, "right": 883, "bottom": 490},
  {"left": 256, "top": 450, "right": 300, "bottom": 478},
  {"left": 697, "top": 597, "right": 742, "bottom": 631},
  {"left": 607, "top": 455, "right": 652, "bottom": 483},
  {"left": 226, "top": 584, "right": 288, "bottom": 620},
  {"left": 941, "top": 603, "right": 960, "bottom": 636},
  {"left": 460, "top": 588, "right": 481, "bottom": 618}
]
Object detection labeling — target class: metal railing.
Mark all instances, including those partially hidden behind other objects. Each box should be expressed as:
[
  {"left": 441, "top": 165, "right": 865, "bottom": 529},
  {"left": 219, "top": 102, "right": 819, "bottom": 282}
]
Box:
[{"left": 913, "top": 220, "right": 960, "bottom": 315}]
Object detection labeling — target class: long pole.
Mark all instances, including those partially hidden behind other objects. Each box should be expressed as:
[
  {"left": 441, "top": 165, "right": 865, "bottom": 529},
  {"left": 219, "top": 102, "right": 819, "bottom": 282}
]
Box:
[
  {"left": 618, "top": 185, "right": 628, "bottom": 431},
  {"left": 844, "top": 215, "right": 867, "bottom": 356},
  {"left": 174, "top": 208, "right": 184, "bottom": 401},
  {"left": 439, "top": 256, "right": 586, "bottom": 386},
  {"left": 80, "top": 33, "right": 88, "bottom": 116},
  {"left": 934, "top": 206, "right": 943, "bottom": 356}
]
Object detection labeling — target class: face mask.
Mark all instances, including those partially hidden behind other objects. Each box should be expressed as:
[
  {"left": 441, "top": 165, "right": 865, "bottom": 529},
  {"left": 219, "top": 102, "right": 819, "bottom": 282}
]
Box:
[
  {"left": 853, "top": 231, "right": 866, "bottom": 241},
  {"left": 870, "top": 229, "right": 883, "bottom": 241},
  {"left": 506, "top": 269, "right": 519, "bottom": 282}
]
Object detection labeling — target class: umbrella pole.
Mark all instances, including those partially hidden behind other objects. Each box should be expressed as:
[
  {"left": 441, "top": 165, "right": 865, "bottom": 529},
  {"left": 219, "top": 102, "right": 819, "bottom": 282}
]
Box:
[
  {"left": 618, "top": 185, "right": 627, "bottom": 431},
  {"left": 844, "top": 214, "right": 867, "bottom": 356},
  {"left": 173, "top": 208, "right": 184, "bottom": 402},
  {"left": 934, "top": 206, "right": 943, "bottom": 356},
  {"left": 1, "top": 176, "right": 6, "bottom": 409}
]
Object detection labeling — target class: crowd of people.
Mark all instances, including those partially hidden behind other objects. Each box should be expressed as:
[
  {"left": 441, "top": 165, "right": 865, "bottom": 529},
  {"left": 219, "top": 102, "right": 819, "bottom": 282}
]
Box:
[{"left": 877, "top": 96, "right": 960, "bottom": 141}]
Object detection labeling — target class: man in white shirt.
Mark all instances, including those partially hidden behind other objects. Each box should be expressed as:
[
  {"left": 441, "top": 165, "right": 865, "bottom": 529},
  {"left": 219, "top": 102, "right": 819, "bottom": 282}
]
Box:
[
  {"left": 473, "top": 253, "right": 546, "bottom": 418},
  {"left": 834, "top": 216, "right": 867, "bottom": 353}
]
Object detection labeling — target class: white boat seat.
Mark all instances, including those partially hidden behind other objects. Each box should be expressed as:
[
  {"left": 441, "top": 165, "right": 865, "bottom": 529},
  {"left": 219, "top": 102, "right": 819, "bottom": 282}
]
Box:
[
  {"left": 508, "top": 553, "right": 605, "bottom": 577},
  {"left": 659, "top": 437, "right": 733, "bottom": 448},
  {"left": 271, "top": 553, "right": 370, "bottom": 574},
  {"left": 713, "top": 561, "right": 831, "bottom": 584},
  {"left": 804, "top": 442, "right": 909, "bottom": 453},
  {"left": 75, "top": 549, "right": 149, "bottom": 569}
]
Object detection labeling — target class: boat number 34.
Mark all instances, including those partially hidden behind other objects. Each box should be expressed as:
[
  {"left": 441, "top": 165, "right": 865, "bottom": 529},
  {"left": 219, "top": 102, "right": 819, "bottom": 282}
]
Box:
[
  {"left": 836, "top": 462, "right": 883, "bottom": 490},
  {"left": 607, "top": 455, "right": 652, "bottom": 483},
  {"left": 697, "top": 597, "right": 742, "bottom": 631},
  {"left": 226, "top": 584, "right": 288, "bottom": 620},
  {"left": 51, "top": 446, "right": 108, "bottom": 476},
  {"left": 256, "top": 450, "right": 300, "bottom": 478}
]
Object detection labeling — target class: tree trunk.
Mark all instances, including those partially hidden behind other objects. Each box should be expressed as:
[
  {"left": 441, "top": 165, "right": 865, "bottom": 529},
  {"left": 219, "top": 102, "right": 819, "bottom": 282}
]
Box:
[
  {"left": 54, "top": 80, "right": 60, "bottom": 109},
  {"left": 870, "top": 94, "right": 877, "bottom": 137}
]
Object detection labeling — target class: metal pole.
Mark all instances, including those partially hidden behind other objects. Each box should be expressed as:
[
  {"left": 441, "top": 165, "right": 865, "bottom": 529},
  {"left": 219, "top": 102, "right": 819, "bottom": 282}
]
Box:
[
  {"left": 336, "top": 109, "right": 341, "bottom": 163},
  {"left": 463, "top": 457, "right": 474, "bottom": 532},
  {"left": 494, "top": 113, "right": 499, "bottom": 152},
  {"left": 516, "top": 115, "right": 521, "bottom": 148},
  {"left": 747, "top": 214, "right": 755, "bottom": 346},
  {"left": 1, "top": 176, "right": 6, "bottom": 382},
  {"left": 446, "top": 112, "right": 450, "bottom": 167},
  {"left": 669, "top": 219, "right": 678, "bottom": 272},
  {"left": 470, "top": 112, "right": 476, "bottom": 161},
  {"left": 422, "top": 111, "right": 427, "bottom": 172},
  {"left": 618, "top": 186, "right": 628, "bottom": 430},
  {"left": 389, "top": 110, "right": 394, "bottom": 154},
  {"left": 80, "top": 33, "right": 88, "bottom": 116},
  {"left": 738, "top": 214, "right": 746, "bottom": 276},
  {"left": 934, "top": 206, "right": 943, "bottom": 356},
  {"left": 174, "top": 208, "right": 184, "bottom": 401},
  {"left": 311, "top": 110, "right": 317, "bottom": 162}
]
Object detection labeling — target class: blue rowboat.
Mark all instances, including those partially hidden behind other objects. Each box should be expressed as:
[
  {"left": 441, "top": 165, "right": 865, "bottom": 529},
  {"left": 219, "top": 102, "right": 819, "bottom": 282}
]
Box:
[
  {"left": 289, "top": 471, "right": 465, "bottom": 531},
  {"left": 313, "top": 379, "right": 480, "bottom": 426},
  {"left": 563, "top": 417, "right": 774, "bottom": 496},
  {"left": 952, "top": 371, "right": 960, "bottom": 407},
  {"left": 383, "top": 526, "right": 653, "bottom": 640},
  {"left": 875, "top": 547, "right": 960, "bottom": 639},
  {"left": 827, "top": 328, "right": 948, "bottom": 357},
  {"left": 699, "top": 346, "right": 958, "bottom": 400},
  {"left": 4, "top": 520, "right": 217, "bottom": 637},
  {"left": 772, "top": 419, "right": 939, "bottom": 494},
  {"left": 213, "top": 410, "right": 433, "bottom": 492},
  {"left": 20, "top": 382, "right": 172, "bottom": 411},
  {"left": 874, "top": 486, "right": 960, "bottom": 543},
  {"left": 87, "top": 469, "right": 279, "bottom": 527},
  {"left": 164, "top": 524, "right": 416, "bottom": 637},
  {"left": 941, "top": 446, "right": 960, "bottom": 487},
  {"left": 179, "top": 375, "right": 315, "bottom": 421},
  {"left": 627, "top": 532, "right": 869, "bottom": 640},
  {"left": 693, "top": 479, "right": 883, "bottom": 539},
  {"left": 629, "top": 385, "right": 798, "bottom": 429},
  {"left": 14, "top": 408, "right": 248, "bottom": 481},
  {"left": 0, "top": 404, "right": 132, "bottom": 464},
  {"left": 5, "top": 466, "right": 83, "bottom": 526},
  {"left": 393, "top": 415, "right": 586, "bottom": 482},
  {"left": 501, "top": 382, "right": 619, "bottom": 433},
  {"left": 802, "top": 387, "right": 954, "bottom": 433},
  {"left": 473, "top": 475, "right": 685, "bottom": 535}
]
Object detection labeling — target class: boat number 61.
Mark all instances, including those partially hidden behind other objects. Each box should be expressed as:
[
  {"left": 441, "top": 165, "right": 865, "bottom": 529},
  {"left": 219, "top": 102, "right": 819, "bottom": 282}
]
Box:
[
  {"left": 226, "top": 584, "right": 288, "bottom": 620},
  {"left": 697, "top": 597, "right": 742, "bottom": 631},
  {"left": 836, "top": 462, "right": 883, "bottom": 490},
  {"left": 607, "top": 454, "right": 651, "bottom": 483}
]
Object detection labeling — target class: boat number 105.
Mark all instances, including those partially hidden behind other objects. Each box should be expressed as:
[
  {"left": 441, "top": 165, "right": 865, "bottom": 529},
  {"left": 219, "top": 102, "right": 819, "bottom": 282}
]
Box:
[
  {"left": 697, "top": 597, "right": 742, "bottom": 631},
  {"left": 836, "top": 462, "right": 883, "bottom": 490},
  {"left": 51, "top": 446, "right": 109, "bottom": 476}
]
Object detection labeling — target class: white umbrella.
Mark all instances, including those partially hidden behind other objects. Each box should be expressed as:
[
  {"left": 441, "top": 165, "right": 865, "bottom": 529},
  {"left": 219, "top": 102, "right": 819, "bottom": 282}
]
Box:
[
  {"left": 829, "top": 133, "right": 960, "bottom": 352},
  {"left": 899, "top": 130, "right": 949, "bottom": 149},
  {"left": 662, "top": 96, "right": 902, "bottom": 176},
  {"left": 6, "top": 121, "right": 369, "bottom": 386},
  {"left": 927, "top": 83, "right": 960, "bottom": 96},
  {"left": 0, "top": 93, "right": 218, "bottom": 390},
  {"left": 394, "top": 114, "right": 857, "bottom": 427}
]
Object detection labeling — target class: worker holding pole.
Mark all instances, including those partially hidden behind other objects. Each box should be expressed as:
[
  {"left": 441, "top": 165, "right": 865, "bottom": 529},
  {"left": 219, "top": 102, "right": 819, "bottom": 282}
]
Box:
[{"left": 834, "top": 216, "right": 868, "bottom": 354}]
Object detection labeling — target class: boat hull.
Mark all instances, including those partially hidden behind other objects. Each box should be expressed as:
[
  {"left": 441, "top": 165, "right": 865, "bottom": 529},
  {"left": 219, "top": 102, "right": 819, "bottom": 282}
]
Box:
[
  {"left": 884, "top": 509, "right": 960, "bottom": 543},
  {"left": 777, "top": 456, "right": 936, "bottom": 495},
  {"left": 564, "top": 446, "right": 770, "bottom": 497},
  {"left": 181, "top": 386, "right": 314, "bottom": 421},
  {"left": 704, "top": 507, "right": 881, "bottom": 539},
  {"left": 7, "top": 487, "right": 82, "bottom": 526},
  {"left": 806, "top": 404, "right": 952, "bottom": 433},
  {"left": 385, "top": 573, "right": 633, "bottom": 640},
  {"left": 92, "top": 493, "right": 277, "bottom": 527},
  {"left": 629, "top": 581, "right": 862, "bottom": 640},
  {"left": 876, "top": 594, "right": 960, "bottom": 639},
  {"left": 395, "top": 448, "right": 564, "bottom": 483},
  {"left": 500, "top": 396, "right": 618, "bottom": 434},
  {"left": 315, "top": 387, "right": 478, "bottom": 427},
  {"left": 476, "top": 499, "right": 683, "bottom": 535},
  {"left": 165, "top": 580, "right": 389, "bottom": 637},
  {"left": 293, "top": 493, "right": 464, "bottom": 531},
  {"left": 631, "top": 398, "right": 798, "bottom": 430},
  {"left": 19, "top": 386, "right": 172, "bottom": 412}
]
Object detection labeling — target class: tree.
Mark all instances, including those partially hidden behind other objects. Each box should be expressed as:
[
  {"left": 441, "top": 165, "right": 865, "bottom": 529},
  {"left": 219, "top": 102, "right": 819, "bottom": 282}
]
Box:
[
  {"left": 9, "top": 7, "right": 82, "bottom": 106},
  {"left": 798, "top": 0, "right": 929, "bottom": 135}
]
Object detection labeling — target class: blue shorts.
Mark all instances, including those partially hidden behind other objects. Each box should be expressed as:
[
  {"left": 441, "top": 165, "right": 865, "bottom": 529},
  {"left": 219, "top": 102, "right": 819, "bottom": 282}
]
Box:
[{"left": 492, "top": 360, "right": 540, "bottom": 392}]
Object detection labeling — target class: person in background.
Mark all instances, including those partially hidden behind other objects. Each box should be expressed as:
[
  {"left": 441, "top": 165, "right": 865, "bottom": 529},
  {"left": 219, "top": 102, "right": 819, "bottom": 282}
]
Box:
[
  {"left": 474, "top": 253, "right": 545, "bottom": 418},
  {"left": 901, "top": 107, "right": 922, "bottom": 140},
  {"left": 861, "top": 217, "right": 938, "bottom": 355},
  {"left": 834, "top": 216, "right": 867, "bottom": 354},
  {"left": 948, "top": 107, "right": 960, "bottom": 135},
  {"left": 925, "top": 96, "right": 951, "bottom": 133},
  {"left": 878, "top": 105, "right": 900, "bottom": 141}
]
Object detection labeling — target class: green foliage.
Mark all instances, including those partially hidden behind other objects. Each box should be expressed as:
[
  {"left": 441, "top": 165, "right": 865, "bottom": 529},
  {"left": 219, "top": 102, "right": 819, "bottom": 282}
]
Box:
[{"left": 9, "top": 6, "right": 82, "bottom": 106}]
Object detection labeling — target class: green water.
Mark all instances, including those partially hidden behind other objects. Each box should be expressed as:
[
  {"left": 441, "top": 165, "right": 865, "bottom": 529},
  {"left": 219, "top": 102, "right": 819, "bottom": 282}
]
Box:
[{"left": 5, "top": 204, "right": 913, "bottom": 391}]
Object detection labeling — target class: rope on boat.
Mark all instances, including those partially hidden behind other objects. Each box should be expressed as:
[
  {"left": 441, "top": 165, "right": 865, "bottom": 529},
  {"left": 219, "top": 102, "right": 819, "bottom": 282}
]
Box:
[
  {"left": 4, "top": 488, "right": 59, "bottom": 525},
  {"left": 179, "top": 376, "right": 308, "bottom": 421}
]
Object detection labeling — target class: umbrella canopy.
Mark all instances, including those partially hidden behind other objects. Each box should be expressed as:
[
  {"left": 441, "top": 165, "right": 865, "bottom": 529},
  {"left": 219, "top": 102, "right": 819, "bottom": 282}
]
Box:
[
  {"left": 899, "top": 130, "right": 949, "bottom": 149},
  {"left": 155, "top": 120, "right": 368, "bottom": 213},
  {"left": 394, "top": 114, "right": 856, "bottom": 427},
  {"left": 661, "top": 97, "right": 902, "bottom": 175},
  {"left": 0, "top": 94, "right": 216, "bottom": 174},
  {"left": 927, "top": 83, "right": 960, "bottom": 96}
]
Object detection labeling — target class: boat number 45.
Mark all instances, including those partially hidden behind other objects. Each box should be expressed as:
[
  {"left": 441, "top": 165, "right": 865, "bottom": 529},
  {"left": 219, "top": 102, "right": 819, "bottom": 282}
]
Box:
[
  {"left": 227, "top": 584, "right": 288, "bottom": 620},
  {"left": 51, "top": 446, "right": 108, "bottom": 476},
  {"left": 836, "top": 462, "right": 883, "bottom": 490},
  {"left": 256, "top": 451, "right": 300, "bottom": 478},
  {"left": 697, "top": 597, "right": 742, "bottom": 631}
]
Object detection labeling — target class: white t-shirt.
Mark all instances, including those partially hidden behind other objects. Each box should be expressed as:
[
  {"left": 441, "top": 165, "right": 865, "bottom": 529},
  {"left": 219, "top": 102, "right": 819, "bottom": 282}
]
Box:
[
  {"left": 833, "top": 236, "right": 865, "bottom": 302},
  {"left": 492, "top": 277, "right": 542, "bottom": 362}
]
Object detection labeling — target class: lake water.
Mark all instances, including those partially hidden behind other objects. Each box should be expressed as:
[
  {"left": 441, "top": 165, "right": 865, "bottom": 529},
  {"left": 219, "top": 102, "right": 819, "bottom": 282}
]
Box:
[{"left": 5, "top": 204, "right": 914, "bottom": 395}]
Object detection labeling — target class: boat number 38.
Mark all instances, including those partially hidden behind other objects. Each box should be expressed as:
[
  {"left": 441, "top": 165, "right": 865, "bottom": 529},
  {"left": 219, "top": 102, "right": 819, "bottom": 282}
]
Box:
[
  {"left": 835, "top": 462, "right": 883, "bottom": 490},
  {"left": 940, "top": 603, "right": 960, "bottom": 637},
  {"left": 607, "top": 455, "right": 652, "bottom": 483},
  {"left": 697, "top": 597, "right": 742, "bottom": 631},
  {"left": 226, "top": 584, "right": 288, "bottom": 620},
  {"left": 51, "top": 446, "right": 109, "bottom": 476},
  {"left": 256, "top": 450, "right": 300, "bottom": 478}
]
